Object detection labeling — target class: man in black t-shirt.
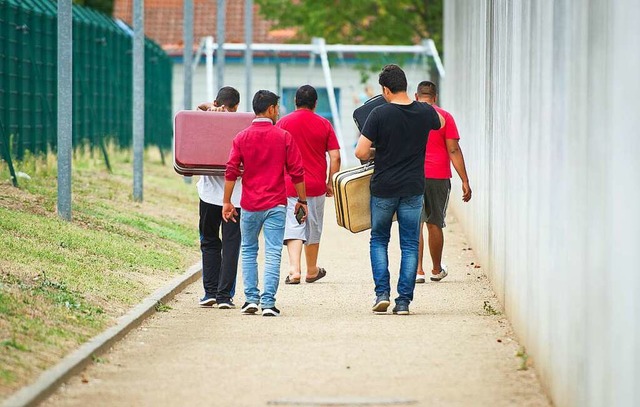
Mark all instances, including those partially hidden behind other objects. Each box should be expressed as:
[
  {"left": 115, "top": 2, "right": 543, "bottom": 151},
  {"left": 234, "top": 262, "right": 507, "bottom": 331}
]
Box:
[{"left": 355, "top": 64, "right": 444, "bottom": 315}]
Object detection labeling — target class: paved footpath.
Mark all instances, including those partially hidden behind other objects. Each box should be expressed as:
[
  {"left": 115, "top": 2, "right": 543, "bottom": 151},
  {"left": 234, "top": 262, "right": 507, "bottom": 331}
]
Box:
[{"left": 44, "top": 201, "right": 550, "bottom": 407}]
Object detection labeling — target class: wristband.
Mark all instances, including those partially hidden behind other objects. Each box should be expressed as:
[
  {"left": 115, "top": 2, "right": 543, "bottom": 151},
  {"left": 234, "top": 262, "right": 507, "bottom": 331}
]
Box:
[{"left": 297, "top": 199, "right": 307, "bottom": 204}]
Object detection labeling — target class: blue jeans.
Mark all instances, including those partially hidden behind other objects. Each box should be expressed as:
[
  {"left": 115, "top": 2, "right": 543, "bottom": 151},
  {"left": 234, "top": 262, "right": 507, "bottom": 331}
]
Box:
[
  {"left": 370, "top": 194, "right": 423, "bottom": 305},
  {"left": 240, "top": 206, "right": 286, "bottom": 308}
]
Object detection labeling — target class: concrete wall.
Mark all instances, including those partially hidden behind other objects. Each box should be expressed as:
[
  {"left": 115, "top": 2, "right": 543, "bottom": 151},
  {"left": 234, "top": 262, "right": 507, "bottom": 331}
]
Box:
[
  {"left": 172, "top": 60, "right": 435, "bottom": 167},
  {"left": 443, "top": 1, "right": 639, "bottom": 406}
]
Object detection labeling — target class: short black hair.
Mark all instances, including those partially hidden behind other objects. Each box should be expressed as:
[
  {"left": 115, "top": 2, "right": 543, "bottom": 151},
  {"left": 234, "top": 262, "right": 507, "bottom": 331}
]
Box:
[
  {"left": 215, "top": 86, "right": 240, "bottom": 108},
  {"left": 295, "top": 85, "right": 318, "bottom": 109},
  {"left": 378, "top": 64, "right": 407, "bottom": 93},
  {"left": 252, "top": 90, "right": 280, "bottom": 114},
  {"left": 416, "top": 81, "right": 437, "bottom": 98}
]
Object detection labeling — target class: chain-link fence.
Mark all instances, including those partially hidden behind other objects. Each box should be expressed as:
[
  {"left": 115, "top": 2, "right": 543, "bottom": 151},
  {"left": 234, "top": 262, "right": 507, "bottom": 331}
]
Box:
[{"left": 0, "top": 0, "right": 172, "bottom": 167}]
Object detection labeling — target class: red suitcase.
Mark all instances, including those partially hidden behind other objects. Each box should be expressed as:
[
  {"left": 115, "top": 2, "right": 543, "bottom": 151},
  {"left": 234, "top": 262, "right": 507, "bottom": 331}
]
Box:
[{"left": 173, "top": 110, "right": 255, "bottom": 176}]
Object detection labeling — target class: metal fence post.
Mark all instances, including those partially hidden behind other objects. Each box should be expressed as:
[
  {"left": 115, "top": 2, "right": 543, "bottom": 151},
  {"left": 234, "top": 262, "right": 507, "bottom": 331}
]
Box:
[
  {"left": 216, "top": 0, "right": 226, "bottom": 90},
  {"left": 132, "top": 0, "right": 144, "bottom": 201},
  {"left": 245, "top": 0, "right": 253, "bottom": 111},
  {"left": 182, "top": 0, "right": 194, "bottom": 184},
  {"left": 57, "top": 0, "right": 72, "bottom": 221},
  {"left": 183, "top": 0, "right": 193, "bottom": 110}
]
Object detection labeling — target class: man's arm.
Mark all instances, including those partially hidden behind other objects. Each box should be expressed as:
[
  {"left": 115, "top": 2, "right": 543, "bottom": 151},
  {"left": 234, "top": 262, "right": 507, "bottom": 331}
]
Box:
[
  {"left": 325, "top": 149, "right": 341, "bottom": 197},
  {"left": 197, "top": 102, "right": 213, "bottom": 111},
  {"left": 293, "top": 182, "right": 308, "bottom": 223},
  {"left": 354, "top": 135, "right": 373, "bottom": 161},
  {"left": 197, "top": 102, "right": 228, "bottom": 112},
  {"left": 284, "top": 132, "right": 309, "bottom": 222},
  {"left": 223, "top": 139, "right": 242, "bottom": 222},
  {"left": 446, "top": 138, "right": 472, "bottom": 202},
  {"left": 437, "top": 111, "right": 445, "bottom": 129},
  {"left": 222, "top": 180, "right": 238, "bottom": 222}
]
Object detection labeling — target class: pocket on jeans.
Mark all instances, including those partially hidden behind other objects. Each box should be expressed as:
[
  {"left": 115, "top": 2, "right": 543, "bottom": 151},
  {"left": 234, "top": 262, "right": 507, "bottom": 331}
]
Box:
[
  {"left": 373, "top": 198, "right": 396, "bottom": 211},
  {"left": 404, "top": 195, "right": 424, "bottom": 209},
  {"left": 240, "top": 211, "right": 260, "bottom": 227}
]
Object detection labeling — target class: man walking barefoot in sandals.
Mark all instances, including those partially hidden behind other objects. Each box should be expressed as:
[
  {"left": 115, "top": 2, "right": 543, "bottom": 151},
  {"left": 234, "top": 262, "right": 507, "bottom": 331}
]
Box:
[{"left": 278, "top": 85, "right": 341, "bottom": 285}]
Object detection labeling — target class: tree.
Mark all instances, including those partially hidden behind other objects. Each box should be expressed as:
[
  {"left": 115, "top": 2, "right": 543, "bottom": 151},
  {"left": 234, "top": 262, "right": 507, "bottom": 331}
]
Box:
[
  {"left": 73, "top": 0, "right": 114, "bottom": 16},
  {"left": 255, "top": 0, "right": 443, "bottom": 51}
]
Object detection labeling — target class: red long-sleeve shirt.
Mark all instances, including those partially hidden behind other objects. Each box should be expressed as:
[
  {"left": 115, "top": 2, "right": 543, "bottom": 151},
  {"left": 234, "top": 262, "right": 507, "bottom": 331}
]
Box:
[{"left": 225, "top": 118, "right": 305, "bottom": 212}]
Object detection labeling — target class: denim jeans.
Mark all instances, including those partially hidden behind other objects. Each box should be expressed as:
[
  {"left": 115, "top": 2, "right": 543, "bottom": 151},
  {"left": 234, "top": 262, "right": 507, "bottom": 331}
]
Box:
[
  {"left": 240, "top": 206, "right": 286, "bottom": 308},
  {"left": 370, "top": 194, "right": 423, "bottom": 305}
]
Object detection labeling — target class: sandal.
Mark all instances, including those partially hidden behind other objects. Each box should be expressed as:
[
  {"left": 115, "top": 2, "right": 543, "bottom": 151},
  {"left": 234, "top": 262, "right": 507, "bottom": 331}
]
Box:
[
  {"left": 285, "top": 275, "right": 300, "bottom": 285},
  {"left": 305, "top": 267, "right": 327, "bottom": 283}
]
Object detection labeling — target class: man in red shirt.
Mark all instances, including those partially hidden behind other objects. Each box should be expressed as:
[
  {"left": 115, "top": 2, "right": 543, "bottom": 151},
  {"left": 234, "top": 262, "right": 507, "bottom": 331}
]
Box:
[
  {"left": 223, "top": 90, "right": 307, "bottom": 317},
  {"left": 277, "top": 85, "right": 341, "bottom": 285},
  {"left": 414, "top": 81, "right": 472, "bottom": 283}
]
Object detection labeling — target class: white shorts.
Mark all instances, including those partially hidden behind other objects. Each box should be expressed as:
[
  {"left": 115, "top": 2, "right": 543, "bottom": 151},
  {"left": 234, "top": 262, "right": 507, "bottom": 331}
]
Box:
[{"left": 283, "top": 196, "right": 325, "bottom": 245}]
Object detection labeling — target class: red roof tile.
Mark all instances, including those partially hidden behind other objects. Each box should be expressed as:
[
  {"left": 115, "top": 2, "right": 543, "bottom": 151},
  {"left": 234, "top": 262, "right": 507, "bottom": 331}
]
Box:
[{"left": 113, "top": 0, "right": 294, "bottom": 55}]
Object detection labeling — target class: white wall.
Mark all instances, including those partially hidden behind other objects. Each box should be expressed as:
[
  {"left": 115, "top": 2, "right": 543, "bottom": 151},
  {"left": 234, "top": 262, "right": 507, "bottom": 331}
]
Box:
[
  {"left": 443, "top": 1, "right": 640, "bottom": 406},
  {"left": 172, "top": 60, "right": 435, "bottom": 167}
]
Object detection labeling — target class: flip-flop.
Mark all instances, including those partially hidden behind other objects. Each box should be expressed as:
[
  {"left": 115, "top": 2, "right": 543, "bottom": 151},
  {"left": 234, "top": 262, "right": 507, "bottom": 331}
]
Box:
[
  {"left": 305, "top": 267, "right": 327, "bottom": 283},
  {"left": 285, "top": 275, "right": 300, "bottom": 285}
]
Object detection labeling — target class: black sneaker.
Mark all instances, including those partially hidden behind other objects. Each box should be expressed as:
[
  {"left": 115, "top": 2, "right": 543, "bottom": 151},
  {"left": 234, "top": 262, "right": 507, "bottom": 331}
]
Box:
[
  {"left": 199, "top": 295, "right": 216, "bottom": 307},
  {"left": 217, "top": 299, "right": 236, "bottom": 309},
  {"left": 261, "top": 306, "right": 280, "bottom": 317},
  {"left": 392, "top": 303, "right": 410, "bottom": 315},
  {"left": 241, "top": 302, "right": 259, "bottom": 314},
  {"left": 372, "top": 293, "right": 390, "bottom": 313}
]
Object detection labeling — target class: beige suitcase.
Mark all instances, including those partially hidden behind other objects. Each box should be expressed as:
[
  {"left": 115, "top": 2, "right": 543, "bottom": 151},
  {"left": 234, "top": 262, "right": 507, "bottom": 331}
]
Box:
[{"left": 332, "top": 164, "right": 374, "bottom": 233}]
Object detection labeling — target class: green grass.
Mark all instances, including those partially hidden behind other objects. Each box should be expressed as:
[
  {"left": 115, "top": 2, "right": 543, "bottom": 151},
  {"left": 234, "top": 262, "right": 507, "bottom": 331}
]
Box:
[
  {"left": 516, "top": 346, "right": 530, "bottom": 371},
  {"left": 0, "top": 147, "right": 200, "bottom": 398},
  {"left": 483, "top": 300, "right": 501, "bottom": 316},
  {"left": 155, "top": 303, "right": 172, "bottom": 313}
]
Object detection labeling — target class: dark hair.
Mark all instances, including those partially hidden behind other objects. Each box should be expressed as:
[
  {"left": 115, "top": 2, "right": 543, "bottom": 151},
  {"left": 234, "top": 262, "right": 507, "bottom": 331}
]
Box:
[
  {"left": 252, "top": 90, "right": 280, "bottom": 114},
  {"left": 416, "top": 81, "right": 437, "bottom": 98},
  {"left": 215, "top": 86, "right": 240, "bottom": 108},
  {"left": 378, "top": 64, "right": 407, "bottom": 93},
  {"left": 295, "top": 85, "right": 318, "bottom": 109}
]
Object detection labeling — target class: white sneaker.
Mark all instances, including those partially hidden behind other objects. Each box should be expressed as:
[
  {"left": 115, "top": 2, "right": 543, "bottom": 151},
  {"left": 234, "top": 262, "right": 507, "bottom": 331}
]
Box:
[
  {"left": 430, "top": 265, "right": 448, "bottom": 282},
  {"left": 415, "top": 271, "right": 426, "bottom": 284},
  {"left": 218, "top": 300, "right": 236, "bottom": 309}
]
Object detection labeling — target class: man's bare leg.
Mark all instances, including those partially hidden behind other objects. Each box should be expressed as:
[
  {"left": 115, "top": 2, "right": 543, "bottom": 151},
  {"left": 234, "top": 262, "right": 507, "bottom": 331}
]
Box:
[
  {"left": 417, "top": 222, "right": 426, "bottom": 274},
  {"left": 286, "top": 239, "right": 303, "bottom": 281},
  {"left": 427, "top": 223, "right": 444, "bottom": 274},
  {"left": 304, "top": 243, "right": 320, "bottom": 278},
  {"left": 416, "top": 223, "right": 427, "bottom": 282}
]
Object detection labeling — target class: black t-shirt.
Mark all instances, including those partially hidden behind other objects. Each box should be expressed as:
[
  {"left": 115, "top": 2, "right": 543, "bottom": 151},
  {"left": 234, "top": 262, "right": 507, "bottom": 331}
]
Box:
[{"left": 361, "top": 101, "right": 440, "bottom": 198}]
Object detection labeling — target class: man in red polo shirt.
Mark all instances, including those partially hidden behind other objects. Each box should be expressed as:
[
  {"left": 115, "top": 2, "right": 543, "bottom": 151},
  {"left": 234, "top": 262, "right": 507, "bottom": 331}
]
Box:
[
  {"left": 223, "top": 90, "right": 307, "bottom": 317},
  {"left": 414, "top": 81, "right": 472, "bottom": 283},
  {"left": 277, "top": 85, "right": 341, "bottom": 285}
]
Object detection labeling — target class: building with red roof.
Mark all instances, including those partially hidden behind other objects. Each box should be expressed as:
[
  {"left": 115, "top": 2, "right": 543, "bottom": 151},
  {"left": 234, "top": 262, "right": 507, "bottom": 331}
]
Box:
[{"left": 113, "top": 0, "right": 295, "bottom": 55}]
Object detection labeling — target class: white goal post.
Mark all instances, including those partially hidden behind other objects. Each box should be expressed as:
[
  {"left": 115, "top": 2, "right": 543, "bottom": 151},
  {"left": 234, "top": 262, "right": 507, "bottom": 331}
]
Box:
[{"left": 192, "top": 37, "right": 445, "bottom": 162}]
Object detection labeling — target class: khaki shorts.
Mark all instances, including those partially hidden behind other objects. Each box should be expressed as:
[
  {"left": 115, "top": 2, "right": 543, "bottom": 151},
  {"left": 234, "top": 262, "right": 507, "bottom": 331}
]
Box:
[{"left": 283, "top": 196, "right": 326, "bottom": 245}]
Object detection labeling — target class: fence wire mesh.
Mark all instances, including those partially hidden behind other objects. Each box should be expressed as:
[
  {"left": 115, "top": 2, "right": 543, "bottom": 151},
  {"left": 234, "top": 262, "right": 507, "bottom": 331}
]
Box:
[{"left": 0, "top": 0, "right": 172, "bottom": 163}]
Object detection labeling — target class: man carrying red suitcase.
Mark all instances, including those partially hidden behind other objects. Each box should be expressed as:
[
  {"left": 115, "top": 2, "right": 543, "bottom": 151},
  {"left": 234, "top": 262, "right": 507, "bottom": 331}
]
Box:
[
  {"left": 223, "top": 90, "right": 307, "bottom": 317},
  {"left": 196, "top": 87, "right": 243, "bottom": 309},
  {"left": 355, "top": 65, "right": 444, "bottom": 315},
  {"left": 277, "top": 85, "right": 341, "bottom": 285}
]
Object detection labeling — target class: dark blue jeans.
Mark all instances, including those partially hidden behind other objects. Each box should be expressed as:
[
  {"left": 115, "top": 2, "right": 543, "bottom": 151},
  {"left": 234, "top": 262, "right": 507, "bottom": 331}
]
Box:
[{"left": 370, "top": 194, "right": 423, "bottom": 305}]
